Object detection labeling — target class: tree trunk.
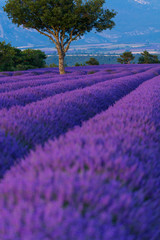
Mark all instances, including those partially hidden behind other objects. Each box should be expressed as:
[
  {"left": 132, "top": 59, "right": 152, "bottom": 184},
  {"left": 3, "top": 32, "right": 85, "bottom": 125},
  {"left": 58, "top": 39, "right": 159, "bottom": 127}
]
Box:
[{"left": 58, "top": 52, "right": 65, "bottom": 75}]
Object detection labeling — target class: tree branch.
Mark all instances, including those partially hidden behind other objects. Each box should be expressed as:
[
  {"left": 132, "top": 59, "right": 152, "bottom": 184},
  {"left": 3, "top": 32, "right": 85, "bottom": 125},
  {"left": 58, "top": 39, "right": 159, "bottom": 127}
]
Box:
[
  {"left": 46, "top": 27, "right": 57, "bottom": 39},
  {"left": 64, "top": 28, "right": 75, "bottom": 46},
  {"left": 51, "top": 25, "right": 60, "bottom": 38},
  {"left": 64, "top": 32, "right": 81, "bottom": 53},
  {"left": 60, "top": 28, "right": 65, "bottom": 44},
  {"left": 35, "top": 28, "right": 57, "bottom": 46}
]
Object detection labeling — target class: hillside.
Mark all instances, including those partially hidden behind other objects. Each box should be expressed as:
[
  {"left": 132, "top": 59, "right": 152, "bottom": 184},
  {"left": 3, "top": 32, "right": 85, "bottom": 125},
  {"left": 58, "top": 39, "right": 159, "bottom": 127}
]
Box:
[{"left": 0, "top": 0, "right": 160, "bottom": 48}]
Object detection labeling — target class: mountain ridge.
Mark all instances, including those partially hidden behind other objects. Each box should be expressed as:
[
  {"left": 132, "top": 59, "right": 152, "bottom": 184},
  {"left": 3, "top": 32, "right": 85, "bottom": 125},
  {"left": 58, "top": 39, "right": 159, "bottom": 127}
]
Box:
[{"left": 0, "top": 0, "right": 160, "bottom": 48}]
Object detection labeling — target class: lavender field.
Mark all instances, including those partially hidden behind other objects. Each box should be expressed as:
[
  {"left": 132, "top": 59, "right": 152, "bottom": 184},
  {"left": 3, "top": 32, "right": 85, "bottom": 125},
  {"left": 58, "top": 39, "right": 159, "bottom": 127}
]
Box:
[{"left": 0, "top": 64, "right": 160, "bottom": 240}]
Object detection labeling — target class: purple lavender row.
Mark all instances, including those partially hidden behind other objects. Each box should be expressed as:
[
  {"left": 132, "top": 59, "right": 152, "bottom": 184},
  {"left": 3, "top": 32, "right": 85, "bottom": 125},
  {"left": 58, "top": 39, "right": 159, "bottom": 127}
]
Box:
[
  {"left": 0, "top": 68, "right": 118, "bottom": 85},
  {"left": 0, "top": 64, "right": 152, "bottom": 85},
  {"left": 0, "top": 70, "right": 79, "bottom": 84},
  {"left": 0, "top": 65, "right": 155, "bottom": 96},
  {"left": 0, "top": 66, "right": 107, "bottom": 83},
  {"left": 0, "top": 70, "right": 98, "bottom": 92},
  {"left": 0, "top": 76, "right": 60, "bottom": 93},
  {"left": 0, "top": 77, "right": 160, "bottom": 240},
  {"left": 24, "top": 64, "right": 147, "bottom": 74},
  {"left": 0, "top": 64, "right": 154, "bottom": 79},
  {"left": 0, "top": 72, "right": 58, "bottom": 85},
  {"left": 0, "top": 74, "right": 124, "bottom": 109},
  {"left": 0, "top": 72, "right": 73, "bottom": 85},
  {"left": 0, "top": 71, "right": 32, "bottom": 78},
  {"left": 66, "top": 63, "right": 155, "bottom": 71},
  {"left": 74, "top": 65, "right": 151, "bottom": 78},
  {"left": 0, "top": 68, "right": 139, "bottom": 94},
  {"left": 0, "top": 67, "right": 159, "bottom": 175},
  {"left": 0, "top": 67, "right": 154, "bottom": 110}
]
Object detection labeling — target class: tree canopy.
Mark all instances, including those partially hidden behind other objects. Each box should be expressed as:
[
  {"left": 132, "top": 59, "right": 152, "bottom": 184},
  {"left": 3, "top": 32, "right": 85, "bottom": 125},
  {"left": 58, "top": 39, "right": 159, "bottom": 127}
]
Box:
[
  {"left": 0, "top": 41, "right": 47, "bottom": 71},
  {"left": 4, "top": 0, "right": 116, "bottom": 74},
  {"left": 138, "top": 50, "right": 160, "bottom": 64},
  {"left": 117, "top": 51, "right": 135, "bottom": 64},
  {"left": 0, "top": 41, "right": 16, "bottom": 71},
  {"left": 86, "top": 57, "right": 99, "bottom": 65}
]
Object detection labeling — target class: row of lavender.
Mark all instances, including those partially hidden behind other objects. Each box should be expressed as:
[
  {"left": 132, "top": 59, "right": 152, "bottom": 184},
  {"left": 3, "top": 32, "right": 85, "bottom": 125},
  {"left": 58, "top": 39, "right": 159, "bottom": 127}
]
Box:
[
  {"left": 0, "top": 63, "right": 153, "bottom": 77},
  {"left": 0, "top": 65, "right": 131, "bottom": 82},
  {"left": 0, "top": 68, "right": 141, "bottom": 94},
  {"left": 0, "top": 76, "right": 159, "bottom": 239},
  {"left": 0, "top": 63, "right": 153, "bottom": 85},
  {"left": 0, "top": 67, "right": 155, "bottom": 110},
  {"left": 0, "top": 66, "right": 159, "bottom": 176}
]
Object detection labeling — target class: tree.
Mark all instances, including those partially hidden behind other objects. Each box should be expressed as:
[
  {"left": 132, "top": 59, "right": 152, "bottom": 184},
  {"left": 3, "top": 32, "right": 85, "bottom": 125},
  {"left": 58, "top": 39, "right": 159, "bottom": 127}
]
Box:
[
  {"left": 86, "top": 57, "right": 99, "bottom": 65},
  {"left": 75, "top": 62, "right": 85, "bottom": 66},
  {"left": 4, "top": 0, "right": 116, "bottom": 74},
  {"left": 0, "top": 41, "right": 47, "bottom": 71},
  {"left": 0, "top": 41, "right": 16, "bottom": 71},
  {"left": 138, "top": 50, "right": 160, "bottom": 64},
  {"left": 48, "top": 63, "right": 58, "bottom": 68},
  {"left": 117, "top": 51, "right": 135, "bottom": 64},
  {"left": 75, "top": 62, "right": 81, "bottom": 66},
  {"left": 22, "top": 49, "right": 47, "bottom": 68}
]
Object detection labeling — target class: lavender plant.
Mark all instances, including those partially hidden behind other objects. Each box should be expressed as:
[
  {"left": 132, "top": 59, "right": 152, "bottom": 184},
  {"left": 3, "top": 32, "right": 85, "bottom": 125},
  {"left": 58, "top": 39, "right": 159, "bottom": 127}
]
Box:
[
  {"left": 0, "top": 75, "right": 160, "bottom": 239},
  {"left": 0, "top": 66, "right": 159, "bottom": 176},
  {"left": 0, "top": 68, "right": 150, "bottom": 110}
]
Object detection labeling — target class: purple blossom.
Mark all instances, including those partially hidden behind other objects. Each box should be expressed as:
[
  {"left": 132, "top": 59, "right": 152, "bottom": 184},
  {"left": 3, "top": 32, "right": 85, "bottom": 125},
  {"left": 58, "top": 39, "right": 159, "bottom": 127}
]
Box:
[
  {"left": 0, "top": 65, "right": 160, "bottom": 239},
  {"left": 0, "top": 66, "right": 159, "bottom": 175},
  {"left": 0, "top": 67, "right": 153, "bottom": 110}
]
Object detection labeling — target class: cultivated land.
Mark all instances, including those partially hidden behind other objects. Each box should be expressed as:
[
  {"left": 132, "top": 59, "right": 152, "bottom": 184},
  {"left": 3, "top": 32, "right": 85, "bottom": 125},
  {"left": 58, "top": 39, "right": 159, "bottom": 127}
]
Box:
[{"left": 0, "top": 64, "right": 160, "bottom": 239}]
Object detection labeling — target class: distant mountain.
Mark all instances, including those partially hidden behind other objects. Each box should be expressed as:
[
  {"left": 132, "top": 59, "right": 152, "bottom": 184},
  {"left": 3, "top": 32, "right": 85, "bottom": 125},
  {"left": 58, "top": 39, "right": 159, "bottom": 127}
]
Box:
[
  {"left": 103, "top": 0, "right": 160, "bottom": 43},
  {"left": 0, "top": 0, "right": 160, "bottom": 48}
]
